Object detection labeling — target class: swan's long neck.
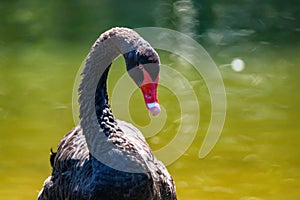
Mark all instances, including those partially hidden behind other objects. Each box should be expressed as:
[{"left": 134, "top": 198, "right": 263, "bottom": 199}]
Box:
[
  {"left": 80, "top": 29, "right": 130, "bottom": 142},
  {"left": 78, "top": 28, "right": 153, "bottom": 171},
  {"left": 77, "top": 27, "right": 163, "bottom": 173}
]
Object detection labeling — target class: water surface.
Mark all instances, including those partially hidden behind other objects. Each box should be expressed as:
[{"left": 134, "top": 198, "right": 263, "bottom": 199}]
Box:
[{"left": 0, "top": 44, "right": 299, "bottom": 199}]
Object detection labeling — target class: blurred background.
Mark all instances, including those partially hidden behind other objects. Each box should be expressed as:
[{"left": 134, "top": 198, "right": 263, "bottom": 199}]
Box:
[{"left": 0, "top": 0, "right": 299, "bottom": 199}]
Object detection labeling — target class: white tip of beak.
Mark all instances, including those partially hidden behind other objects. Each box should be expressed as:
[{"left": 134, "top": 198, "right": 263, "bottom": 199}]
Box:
[{"left": 147, "top": 102, "right": 161, "bottom": 116}]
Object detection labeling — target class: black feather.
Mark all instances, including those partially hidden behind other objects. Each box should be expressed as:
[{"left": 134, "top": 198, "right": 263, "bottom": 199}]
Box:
[{"left": 50, "top": 148, "right": 57, "bottom": 168}]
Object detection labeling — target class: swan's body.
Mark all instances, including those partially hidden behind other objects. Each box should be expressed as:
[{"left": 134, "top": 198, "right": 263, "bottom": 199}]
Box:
[{"left": 38, "top": 28, "right": 177, "bottom": 200}]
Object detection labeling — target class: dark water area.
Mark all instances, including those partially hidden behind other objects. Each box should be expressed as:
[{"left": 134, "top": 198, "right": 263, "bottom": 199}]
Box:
[{"left": 1, "top": 1, "right": 299, "bottom": 199}]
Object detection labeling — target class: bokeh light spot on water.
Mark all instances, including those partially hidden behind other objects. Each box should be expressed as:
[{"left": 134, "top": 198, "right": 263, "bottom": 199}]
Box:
[{"left": 231, "top": 58, "right": 245, "bottom": 72}]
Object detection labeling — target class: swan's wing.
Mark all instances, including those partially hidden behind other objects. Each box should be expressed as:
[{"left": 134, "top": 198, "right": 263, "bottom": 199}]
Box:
[{"left": 53, "top": 126, "right": 90, "bottom": 171}]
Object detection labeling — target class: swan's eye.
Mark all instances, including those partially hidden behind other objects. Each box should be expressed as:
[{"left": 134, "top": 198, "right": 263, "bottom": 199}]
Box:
[
  {"left": 125, "top": 50, "right": 159, "bottom": 86},
  {"left": 138, "top": 64, "right": 144, "bottom": 70}
]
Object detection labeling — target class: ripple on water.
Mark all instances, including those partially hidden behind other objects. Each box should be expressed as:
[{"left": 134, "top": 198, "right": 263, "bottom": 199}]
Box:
[
  {"left": 202, "top": 185, "right": 235, "bottom": 194},
  {"left": 242, "top": 154, "right": 261, "bottom": 162},
  {"left": 240, "top": 196, "right": 265, "bottom": 200}
]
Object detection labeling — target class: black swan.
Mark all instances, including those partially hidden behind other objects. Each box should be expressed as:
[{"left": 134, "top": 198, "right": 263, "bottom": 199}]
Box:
[{"left": 38, "top": 27, "right": 177, "bottom": 200}]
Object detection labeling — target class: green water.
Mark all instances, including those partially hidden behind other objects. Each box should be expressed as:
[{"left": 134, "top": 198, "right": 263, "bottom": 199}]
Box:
[{"left": 0, "top": 43, "right": 299, "bottom": 200}]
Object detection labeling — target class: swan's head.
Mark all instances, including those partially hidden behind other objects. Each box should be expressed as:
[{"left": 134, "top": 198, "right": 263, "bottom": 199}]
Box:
[{"left": 124, "top": 49, "right": 161, "bottom": 116}]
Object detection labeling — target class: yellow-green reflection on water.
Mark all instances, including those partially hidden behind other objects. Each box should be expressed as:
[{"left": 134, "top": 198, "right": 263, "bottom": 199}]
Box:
[{"left": 0, "top": 44, "right": 299, "bottom": 199}]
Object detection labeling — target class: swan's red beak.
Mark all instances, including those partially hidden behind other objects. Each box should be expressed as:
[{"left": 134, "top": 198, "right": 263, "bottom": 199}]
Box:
[
  {"left": 136, "top": 64, "right": 160, "bottom": 116},
  {"left": 140, "top": 83, "right": 160, "bottom": 116}
]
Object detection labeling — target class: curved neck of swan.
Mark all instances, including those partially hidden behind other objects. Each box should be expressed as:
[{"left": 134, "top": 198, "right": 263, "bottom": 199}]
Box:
[
  {"left": 78, "top": 30, "right": 139, "bottom": 161},
  {"left": 76, "top": 28, "right": 161, "bottom": 173}
]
